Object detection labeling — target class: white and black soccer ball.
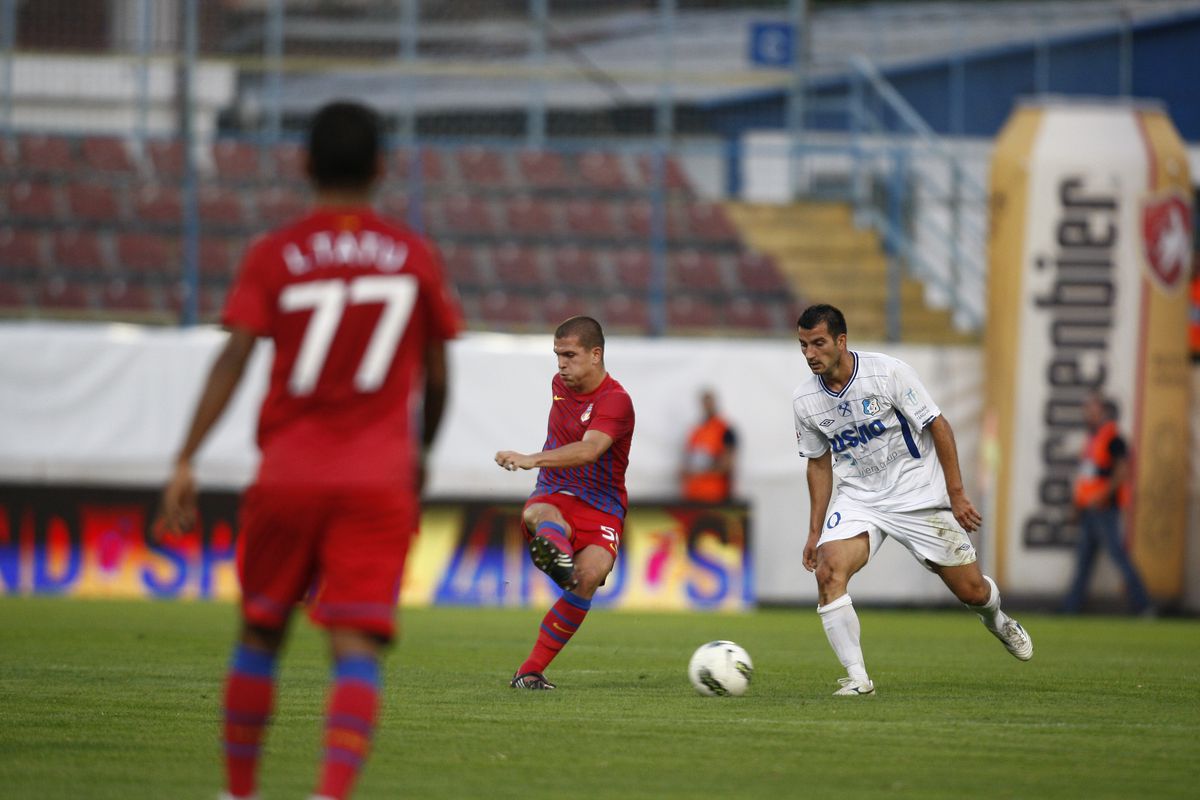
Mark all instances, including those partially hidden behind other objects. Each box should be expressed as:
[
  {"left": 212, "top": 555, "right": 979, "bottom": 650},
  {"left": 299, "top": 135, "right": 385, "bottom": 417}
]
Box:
[{"left": 687, "top": 640, "right": 753, "bottom": 697}]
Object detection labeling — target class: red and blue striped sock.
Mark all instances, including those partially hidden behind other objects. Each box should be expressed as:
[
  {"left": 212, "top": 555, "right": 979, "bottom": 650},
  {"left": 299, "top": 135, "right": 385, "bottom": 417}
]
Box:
[
  {"left": 316, "top": 655, "right": 380, "bottom": 800},
  {"left": 519, "top": 590, "right": 591, "bottom": 675},
  {"left": 534, "top": 520, "right": 573, "bottom": 556},
  {"left": 222, "top": 644, "right": 278, "bottom": 798}
]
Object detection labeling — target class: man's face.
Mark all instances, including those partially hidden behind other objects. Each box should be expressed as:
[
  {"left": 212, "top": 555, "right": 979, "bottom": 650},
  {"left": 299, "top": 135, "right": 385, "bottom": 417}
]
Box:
[
  {"left": 1081, "top": 394, "right": 1104, "bottom": 429},
  {"left": 797, "top": 321, "right": 846, "bottom": 376},
  {"left": 555, "top": 335, "right": 600, "bottom": 390}
]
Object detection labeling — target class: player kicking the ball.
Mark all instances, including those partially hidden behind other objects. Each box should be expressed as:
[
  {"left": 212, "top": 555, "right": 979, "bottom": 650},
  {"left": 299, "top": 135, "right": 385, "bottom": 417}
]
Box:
[
  {"left": 495, "top": 316, "right": 635, "bottom": 690},
  {"left": 793, "top": 304, "right": 1031, "bottom": 697}
]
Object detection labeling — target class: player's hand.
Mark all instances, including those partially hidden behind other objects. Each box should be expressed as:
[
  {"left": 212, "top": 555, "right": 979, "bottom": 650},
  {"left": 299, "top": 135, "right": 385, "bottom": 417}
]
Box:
[
  {"left": 495, "top": 450, "right": 532, "bottom": 471},
  {"left": 158, "top": 460, "right": 198, "bottom": 536},
  {"left": 950, "top": 491, "right": 982, "bottom": 533},
  {"left": 802, "top": 534, "right": 819, "bottom": 572}
]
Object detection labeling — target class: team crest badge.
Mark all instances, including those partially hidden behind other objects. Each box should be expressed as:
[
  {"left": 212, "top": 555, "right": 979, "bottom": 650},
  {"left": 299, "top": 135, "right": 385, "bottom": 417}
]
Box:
[
  {"left": 862, "top": 397, "right": 880, "bottom": 415},
  {"left": 837, "top": 401, "right": 852, "bottom": 417},
  {"left": 581, "top": 403, "right": 594, "bottom": 423},
  {"left": 1141, "top": 192, "right": 1192, "bottom": 292}
]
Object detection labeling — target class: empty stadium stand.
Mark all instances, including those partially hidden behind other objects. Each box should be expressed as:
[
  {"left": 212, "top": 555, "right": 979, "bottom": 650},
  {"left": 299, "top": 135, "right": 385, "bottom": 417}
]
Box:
[{"left": 0, "top": 133, "right": 800, "bottom": 336}]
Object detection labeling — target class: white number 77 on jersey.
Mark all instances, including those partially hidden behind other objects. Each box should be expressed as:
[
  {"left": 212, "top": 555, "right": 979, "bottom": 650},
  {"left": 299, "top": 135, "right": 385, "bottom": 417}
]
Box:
[{"left": 279, "top": 275, "right": 418, "bottom": 395}]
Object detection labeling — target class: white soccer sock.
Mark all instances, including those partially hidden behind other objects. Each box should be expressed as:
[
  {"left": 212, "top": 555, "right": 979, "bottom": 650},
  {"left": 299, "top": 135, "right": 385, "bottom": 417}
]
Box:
[
  {"left": 817, "top": 594, "right": 869, "bottom": 682},
  {"left": 967, "top": 575, "right": 1011, "bottom": 631}
]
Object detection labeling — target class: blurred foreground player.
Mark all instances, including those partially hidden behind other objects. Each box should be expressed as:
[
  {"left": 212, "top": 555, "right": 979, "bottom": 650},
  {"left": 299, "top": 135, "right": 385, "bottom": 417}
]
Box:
[
  {"left": 793, "top": 304, "right": 1031, "bottom": 696},
  {"left": 495, "top": 316, "right": 635, "bottom": 689},
  {"left": 159, "top": 101, "right": 461, "bottom": 799}
]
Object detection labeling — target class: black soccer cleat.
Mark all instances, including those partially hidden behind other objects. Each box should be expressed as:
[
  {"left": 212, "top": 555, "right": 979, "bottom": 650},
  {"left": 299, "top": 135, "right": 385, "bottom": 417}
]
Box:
[
  {"left": 510, "top": 671, "right": 557, "bottom": 690},
  {"left": 529, "top": 535, "right": 577, "bottom": 591}
]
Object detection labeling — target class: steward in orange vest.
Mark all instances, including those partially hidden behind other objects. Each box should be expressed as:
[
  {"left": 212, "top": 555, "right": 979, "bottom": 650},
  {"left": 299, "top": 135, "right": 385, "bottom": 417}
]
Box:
[
  {"left": 1073, "top": 413, "right": 1129, "bottom": 511},
  {"left": 681, "top": 391, "right": 737, "bottom": 503}
]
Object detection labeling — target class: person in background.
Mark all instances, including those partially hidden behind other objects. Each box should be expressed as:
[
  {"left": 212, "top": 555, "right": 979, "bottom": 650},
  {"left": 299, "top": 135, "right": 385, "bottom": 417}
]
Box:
[
  {"left": 1062, "top": 392, "right": 1153, "bottom": 616},
  {"left": 681, "top": 389, "right": 737, "bottom": 504}
]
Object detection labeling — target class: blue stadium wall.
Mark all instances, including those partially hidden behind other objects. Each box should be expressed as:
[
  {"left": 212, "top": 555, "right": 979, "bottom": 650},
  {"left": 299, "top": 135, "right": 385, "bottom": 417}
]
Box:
[{"left": 702, "top": 9, "right": 1200, "bottom": 142}]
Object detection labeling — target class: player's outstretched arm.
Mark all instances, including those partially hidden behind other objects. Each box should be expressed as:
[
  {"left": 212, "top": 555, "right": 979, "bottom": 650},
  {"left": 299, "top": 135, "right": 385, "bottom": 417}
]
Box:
[
  {"left": 803, "top": 449, "right": 833, "bottom": 572},
  {"left": 928, "top": 415, "right": 982, "bottom": 532},
  {"left": 496, "top": 429, "right": 614, "bottom": 472},
  {"left": 159, "top": 327, "right": 257, "bottom": 534}
]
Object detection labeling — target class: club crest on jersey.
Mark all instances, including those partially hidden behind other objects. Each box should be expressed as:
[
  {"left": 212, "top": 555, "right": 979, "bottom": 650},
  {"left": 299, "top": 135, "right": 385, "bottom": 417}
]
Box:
[
  {"left": 580, "top": 403, "right": 594, "bottom": 423},
  {"left": 837, "top": 401, "right": 852, "bottom": 417},
  {"left": 862, "top": 397, "right": 880, "bottom": 415}
]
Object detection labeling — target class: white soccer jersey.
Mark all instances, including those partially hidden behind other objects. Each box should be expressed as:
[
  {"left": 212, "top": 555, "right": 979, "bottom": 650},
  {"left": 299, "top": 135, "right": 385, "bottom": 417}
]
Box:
[{"left": 793, "top": 350, "right": 949, "bottom": 512}]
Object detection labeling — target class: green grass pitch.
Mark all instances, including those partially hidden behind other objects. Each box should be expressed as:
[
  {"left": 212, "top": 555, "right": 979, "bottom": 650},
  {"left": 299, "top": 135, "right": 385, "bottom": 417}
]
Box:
[{"left": 1, "top": 598, "right": 1197, "bottom": 799}]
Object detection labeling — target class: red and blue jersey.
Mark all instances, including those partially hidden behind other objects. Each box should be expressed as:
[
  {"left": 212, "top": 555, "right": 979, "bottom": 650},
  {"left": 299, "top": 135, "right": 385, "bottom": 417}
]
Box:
[{"left": 533, "top": 372, "right": 635, "bottom": 519}]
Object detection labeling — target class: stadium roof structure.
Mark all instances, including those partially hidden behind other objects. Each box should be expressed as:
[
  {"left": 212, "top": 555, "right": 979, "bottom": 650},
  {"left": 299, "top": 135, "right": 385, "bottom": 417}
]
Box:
[{"left": 232, "top": 0, "right": 1200, "bottom": 126}]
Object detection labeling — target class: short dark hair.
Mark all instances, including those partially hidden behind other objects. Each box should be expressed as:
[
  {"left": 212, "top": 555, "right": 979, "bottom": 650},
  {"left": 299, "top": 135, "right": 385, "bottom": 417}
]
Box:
[
  {"left": 797, "top": 304, "right": 847, "bottom": 338},
  {"left": 555, "top": 316, "right": 605, "bottom": 350},
  {"left": 306, "top": 101, "right": 382, "bottom": 190}
]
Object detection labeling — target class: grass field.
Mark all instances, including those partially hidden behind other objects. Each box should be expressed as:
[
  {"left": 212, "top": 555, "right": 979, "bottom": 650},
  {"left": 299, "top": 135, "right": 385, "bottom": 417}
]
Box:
[{"left": 1, "top": 598, "right": 1197, "bottom": 800}]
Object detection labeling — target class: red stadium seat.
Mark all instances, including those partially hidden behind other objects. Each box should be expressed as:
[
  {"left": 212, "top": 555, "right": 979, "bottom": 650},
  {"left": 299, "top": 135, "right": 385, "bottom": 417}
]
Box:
[
  {"left": 439, "top": 195, "right": 497, "bottom": 235},
  {"left": 199, "top": 236, "right": 236, "bottom": 282},
  {"left": 199, "top": 185, "right": 248, "bottom": 229},
  {"left": 270, "top": 141, "right": 308, "bottom": 182},
  {"left": 438, "top": 242, "right": 483, "bottom": 289},
  {"left": 257, "top": 187, "right": 309, "bottom": 226},
  {"left": 578, "top": 151, "right": 630, "bottom": 191},
  {"left": 548, "top": 246, "right": 609, "bottom": 290},
  {"left": 0, "top": 228, "right": 48, "bottom": 274},
  {"left": 516, "top": 150, "right": 575, "bottom": 190},
  {"left": 146, "top": 140, "right": 186, "bottom": 179},
  {"left": 504, "top": 196, "right": 560, "bottom": 237},
  {"left": 542, "top": 291, "right": 596, "bottom": 325},
  {"left": 667, "top": 294, "right": 720, "bottom": 331},
  {"left": 133, "top": 184, "right": 183, "bottom": 226},
  {"left": 37, "top": 277, "right": 91, "bottom": 310},
  {"left": 0, "top": 279, "right": 27, "bottom": 309},
  {"left": 5, "top": 181, "right": 60, "bottom": 221},
  {"left": 734, "top": 252, "right": 789, "bottom": 293},
  {"left": 490, "top": 244, "right": 545, "bottom": 290},
  {"left": 669, "top": 250, "right": 726, "bottom": 291},
  {"left": 51, "top": 230, "right": 108, "bottom": 274},
  {"left": 212, "top": 140, "right": 262, "bottom": 180},
  {"left": 478, "top": 289, "right": 535, "bottom": 328},
  {"left": 563, "top": 198, "right": 620, "bottom": 239},
  {"left": 115, "top": 233, "right": 177, "bottom": 278},
  {"left": 455, "top": 147, "right": 511, "bottom": 187},
  {"left": 601, "top": 292, "right": 650, "bottom": 333},
  {"left": 101, "top": 280, "right": 159, "bottom": 313},
  {"left": 80, "top": 136, "right": 139, "bottom": 175},
  {"left": 611, "top": 248, "right": 653, "bottom": 290},
  {"left": 378, "top": 190, "right": 410, "bottom": 223},
  {"left": 636, "top": 153, "right": 691, "bottom": 192},
  {"left": 687, "top": 202, "right": 738, "bottom": 243},
  {"left": 392, "top": 148, "right": 447, "bottom": 185},
  {"left": 726, "top": 297, "right": 779, "bottom": 333},
  {"left": 623, "top": 199, "right": 690, "bottom": 241},
  {"left": 18, "top": 134, "right": 77, "bottom": 173},
  {"left": 65, "top": 182, "right": 123, "bottom": 223}
]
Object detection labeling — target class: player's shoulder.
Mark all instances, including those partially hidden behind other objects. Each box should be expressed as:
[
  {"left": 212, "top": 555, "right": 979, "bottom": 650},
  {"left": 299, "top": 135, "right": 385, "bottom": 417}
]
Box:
[
  {"left": 602, "top": 374, "right": 634, "bottom": 404},
  {"left": 854, "top": 349, "right": 914, "bottom": 378},
  {"left": 791, "top": 373, "right": 824, "bottom": 403}
]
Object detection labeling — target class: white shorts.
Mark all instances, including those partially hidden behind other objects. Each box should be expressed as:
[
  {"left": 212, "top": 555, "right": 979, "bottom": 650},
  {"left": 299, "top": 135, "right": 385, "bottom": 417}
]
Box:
[{"left": 817, "top": 497, "right": 977, "bottom": 571}]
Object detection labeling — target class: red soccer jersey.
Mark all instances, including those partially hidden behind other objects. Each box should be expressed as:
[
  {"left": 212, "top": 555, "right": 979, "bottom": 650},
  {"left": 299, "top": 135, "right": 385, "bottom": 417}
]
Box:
[
  {"left": 223, "top": 207, "right": 461, "bottom": 488},
  {"left": 532, "top": 372, "right": 635, "bottom": 518}
]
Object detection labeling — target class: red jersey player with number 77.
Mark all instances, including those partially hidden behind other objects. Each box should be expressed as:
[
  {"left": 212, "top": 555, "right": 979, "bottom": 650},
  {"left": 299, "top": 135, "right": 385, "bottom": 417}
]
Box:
[
  {"left": 158, "top": 102, "right": 461, "bottom": 800},
  {"left": 495, "top": 316, "right": 635, "bottom": 690}
]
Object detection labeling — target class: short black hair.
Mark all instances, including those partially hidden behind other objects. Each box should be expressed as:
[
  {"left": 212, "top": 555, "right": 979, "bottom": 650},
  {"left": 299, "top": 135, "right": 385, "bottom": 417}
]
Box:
[
  {"left": 555, "top": 316, "right": 605, "bottom": 351},
  {"left": 306, "top": 101, "right": 382, "bottom": 190},
  {"left": 797, "top": 304, "right": 847, "bottom": 338}
]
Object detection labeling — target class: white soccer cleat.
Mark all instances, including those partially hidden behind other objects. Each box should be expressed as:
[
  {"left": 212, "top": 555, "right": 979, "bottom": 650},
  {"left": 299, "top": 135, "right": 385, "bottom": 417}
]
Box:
[
  {"left": 991, "top": 618, "right": 1033, "bottom": 661},
  {"left": 833, "top": 677, "right": 875, "bottom": 696}
]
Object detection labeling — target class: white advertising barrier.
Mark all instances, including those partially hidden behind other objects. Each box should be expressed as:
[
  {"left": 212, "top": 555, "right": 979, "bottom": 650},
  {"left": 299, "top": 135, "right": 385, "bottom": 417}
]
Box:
[
  {"left": 985, "top": 99, "right": 1193, "bottom": 599},
  {"left": 0, "top": 322, "right": 985, "bottom": 605}
]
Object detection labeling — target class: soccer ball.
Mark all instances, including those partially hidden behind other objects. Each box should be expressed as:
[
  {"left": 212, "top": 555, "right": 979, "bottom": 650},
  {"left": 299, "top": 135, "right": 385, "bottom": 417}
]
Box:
[{"left": 687, "top": 640, "right": 753, "bottom": 697}]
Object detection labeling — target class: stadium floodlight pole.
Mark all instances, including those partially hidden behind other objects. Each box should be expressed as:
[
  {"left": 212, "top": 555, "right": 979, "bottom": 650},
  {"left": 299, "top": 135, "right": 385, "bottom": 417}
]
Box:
[
  {"left": 527, "top": 0, "right": 548, "bottom": 149},
  {"left": 0, "top": 0, "right": 14, "bottom": 143},
  {"left": 786, "top": 0, "right": 808, "bottom": 199},
  {"left": 135, "top": 0, "right": 153, "bottom": 148},
  {"left": 178, "top": 0, "right": 200, "bottom": 327},
  {"left": 264, "top": 0, "right": 284, "bottom": 150}
]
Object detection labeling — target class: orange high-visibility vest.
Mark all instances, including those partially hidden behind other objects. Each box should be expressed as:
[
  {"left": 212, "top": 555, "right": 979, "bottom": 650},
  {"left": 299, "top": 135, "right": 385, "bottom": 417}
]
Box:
[
  {"left": 1073, "top": 420, "right": 1129, "bottom": 509},
  {"left": 683, "top": 417, "right": 733, "bottom": 503}
]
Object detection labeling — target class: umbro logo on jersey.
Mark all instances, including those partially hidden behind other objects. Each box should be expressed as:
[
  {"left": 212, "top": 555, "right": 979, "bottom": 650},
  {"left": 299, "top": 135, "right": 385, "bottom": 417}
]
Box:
[{"left": 820, "top": 418, "right": 835, "bottom": 427}]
